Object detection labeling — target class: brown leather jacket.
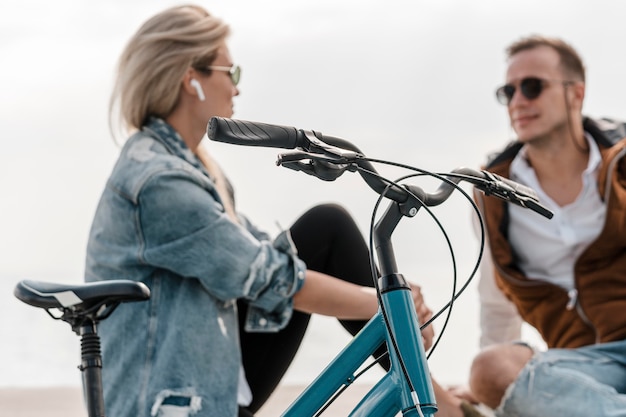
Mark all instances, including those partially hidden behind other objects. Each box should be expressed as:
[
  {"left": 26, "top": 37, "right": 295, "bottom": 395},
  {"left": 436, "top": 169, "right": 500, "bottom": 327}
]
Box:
[{"left": 476, "top": 118, "right": 626, "bottom": 348}]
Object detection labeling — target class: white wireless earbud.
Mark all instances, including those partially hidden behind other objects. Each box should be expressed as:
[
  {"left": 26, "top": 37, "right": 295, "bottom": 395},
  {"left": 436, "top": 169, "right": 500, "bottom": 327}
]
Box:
[{"left": 190, "top": 78, "right": 206, "bottom": 101}]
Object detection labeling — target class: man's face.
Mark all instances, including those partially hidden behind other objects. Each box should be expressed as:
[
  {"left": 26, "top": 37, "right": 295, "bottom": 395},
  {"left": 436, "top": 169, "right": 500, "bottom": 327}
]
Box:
[{"left": 504, "top": 46, "right": 571, "bottom": 144}]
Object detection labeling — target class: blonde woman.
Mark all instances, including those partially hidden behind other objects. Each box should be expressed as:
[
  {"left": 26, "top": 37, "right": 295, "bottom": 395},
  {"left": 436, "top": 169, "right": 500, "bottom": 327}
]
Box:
[{"left": 85, "top": 5, "right": 481, "bottom": 417}]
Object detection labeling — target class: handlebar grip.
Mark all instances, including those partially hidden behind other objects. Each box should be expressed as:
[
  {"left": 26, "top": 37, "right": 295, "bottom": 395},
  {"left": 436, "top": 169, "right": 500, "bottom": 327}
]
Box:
[{"left": 207, "top": 117, "right": 302, "bottom": 149}]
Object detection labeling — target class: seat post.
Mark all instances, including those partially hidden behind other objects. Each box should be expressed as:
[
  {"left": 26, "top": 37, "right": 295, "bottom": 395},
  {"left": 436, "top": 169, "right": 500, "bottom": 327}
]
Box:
[
  {"left": 78, "top": 320, "right": 106, "bottom": 417},
  {"left": 13, "top": 279, "right": 150, "bottom": 417}
]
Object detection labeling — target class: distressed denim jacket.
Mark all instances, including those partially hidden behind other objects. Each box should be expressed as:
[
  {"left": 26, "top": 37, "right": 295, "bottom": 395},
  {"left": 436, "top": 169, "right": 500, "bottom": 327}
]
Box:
[{"left": 85, "top": 118, "right": 306, "bottom": 417}]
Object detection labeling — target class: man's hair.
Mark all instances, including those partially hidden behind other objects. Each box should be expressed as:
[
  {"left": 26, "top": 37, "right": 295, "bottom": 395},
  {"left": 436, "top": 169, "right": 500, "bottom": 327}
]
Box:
[{"left": 506, "top": 35, "right": 586, "bottom": 82}]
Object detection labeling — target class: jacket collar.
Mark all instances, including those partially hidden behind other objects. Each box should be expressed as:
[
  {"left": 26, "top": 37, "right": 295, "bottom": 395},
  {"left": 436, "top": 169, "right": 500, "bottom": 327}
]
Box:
[{"left": 140, "top": 117, "right": 206, "bottom": 173}]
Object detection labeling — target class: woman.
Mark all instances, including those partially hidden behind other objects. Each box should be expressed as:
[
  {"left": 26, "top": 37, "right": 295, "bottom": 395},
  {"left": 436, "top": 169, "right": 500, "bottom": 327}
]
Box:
[{"left": 85, "top": 5, "right": 480, "bottom": 417}]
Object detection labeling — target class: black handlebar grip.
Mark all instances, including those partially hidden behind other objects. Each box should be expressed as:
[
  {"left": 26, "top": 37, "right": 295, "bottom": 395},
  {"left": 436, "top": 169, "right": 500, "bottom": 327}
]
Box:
[{"left": 207, "top": 117, "right": 302, "bottom": 149}]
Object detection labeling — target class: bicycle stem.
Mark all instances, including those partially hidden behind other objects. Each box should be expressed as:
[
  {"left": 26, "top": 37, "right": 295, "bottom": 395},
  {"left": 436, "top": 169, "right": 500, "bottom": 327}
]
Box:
[{"left": 374, "top": 197, "right": 437, "bottom": 415}]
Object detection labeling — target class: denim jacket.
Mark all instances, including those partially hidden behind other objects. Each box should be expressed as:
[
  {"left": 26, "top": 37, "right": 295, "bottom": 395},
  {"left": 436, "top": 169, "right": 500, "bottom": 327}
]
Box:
[{"left": 85, "top": 118, "right": 306, "bottom": 417}]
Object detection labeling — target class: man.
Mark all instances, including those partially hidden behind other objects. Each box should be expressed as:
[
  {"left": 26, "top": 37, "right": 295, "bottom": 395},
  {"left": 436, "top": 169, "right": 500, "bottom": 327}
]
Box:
[{"left": 470, "top": 35, "right": 626, "bottom": 416}]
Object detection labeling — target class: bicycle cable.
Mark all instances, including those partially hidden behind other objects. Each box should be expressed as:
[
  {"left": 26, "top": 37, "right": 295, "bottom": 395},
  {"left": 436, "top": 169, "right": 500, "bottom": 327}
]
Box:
[
  {"left": 310, "top": 158, "right": 487, "bottom": 416},
  {"left": 358, "top": 157, "right": 486, "bottom": 413},
  {"left": 362, "top": 156, "right": 487, "bottom": 328}
]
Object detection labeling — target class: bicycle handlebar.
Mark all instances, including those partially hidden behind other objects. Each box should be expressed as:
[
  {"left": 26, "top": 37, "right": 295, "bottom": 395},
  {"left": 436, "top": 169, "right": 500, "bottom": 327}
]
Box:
[
  {"left": 208, "top": 117, "right": 410, "bottom": 201},
  {"left": 207, "top": 117, "right": 553, "bottom": 219}
]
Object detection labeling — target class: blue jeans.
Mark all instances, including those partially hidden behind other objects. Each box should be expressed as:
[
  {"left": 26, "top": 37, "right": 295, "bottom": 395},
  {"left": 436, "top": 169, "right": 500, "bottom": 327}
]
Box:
[{"left": 496, "top": 339, "right": 626, "bottom": 416}]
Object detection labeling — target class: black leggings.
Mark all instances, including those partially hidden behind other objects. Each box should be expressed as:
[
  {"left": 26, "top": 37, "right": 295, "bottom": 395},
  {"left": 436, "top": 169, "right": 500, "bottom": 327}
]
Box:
[{"left": 237, "top": 204, "right": 386, "bottom": 416}]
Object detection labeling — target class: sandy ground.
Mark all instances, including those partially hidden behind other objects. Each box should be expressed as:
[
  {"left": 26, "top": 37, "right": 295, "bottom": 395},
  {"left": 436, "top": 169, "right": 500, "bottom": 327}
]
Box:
[
  {"left": 0, "top": 385, "right": 495, "bottom": 416},
  {"left": 0, "top": 384, "right": 374, "bottom": 417}
]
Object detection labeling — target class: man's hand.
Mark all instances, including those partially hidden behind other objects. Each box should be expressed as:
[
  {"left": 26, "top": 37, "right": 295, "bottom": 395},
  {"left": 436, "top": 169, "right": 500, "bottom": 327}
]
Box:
[{"left": 447, "top": 384, "right": 480, "bottom": 404}]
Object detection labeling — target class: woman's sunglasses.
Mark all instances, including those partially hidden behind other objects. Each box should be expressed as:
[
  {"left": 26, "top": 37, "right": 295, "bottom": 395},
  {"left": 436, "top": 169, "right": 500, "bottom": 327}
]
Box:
[
  {"left": 495, "top": 77, "right": 570, "bottom": 106},
  {"left": 201, "top": 65, "right": 242, "bottom": 86}
]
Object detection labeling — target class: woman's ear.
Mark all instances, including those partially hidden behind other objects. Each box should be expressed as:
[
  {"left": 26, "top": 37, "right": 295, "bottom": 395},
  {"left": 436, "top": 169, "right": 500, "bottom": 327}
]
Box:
[
  {"left": 181, "top": 68, "right": 205, "bottom": 101},
  {"left": 190, "top": 79, "right": 206, "bottom": 101}
]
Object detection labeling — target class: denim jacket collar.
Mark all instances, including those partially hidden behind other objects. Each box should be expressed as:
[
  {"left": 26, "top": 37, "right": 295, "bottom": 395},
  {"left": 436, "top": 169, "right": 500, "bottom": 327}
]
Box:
[{"left": 141, "top": 117, "right": 209, "bottom": 176}]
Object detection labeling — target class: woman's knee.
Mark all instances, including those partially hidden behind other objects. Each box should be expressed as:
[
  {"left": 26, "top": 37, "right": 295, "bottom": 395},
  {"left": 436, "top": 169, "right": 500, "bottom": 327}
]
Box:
[
  {"left": 304, "top": 203, "right": 352, "bottom": 225},
  {"left": 292, "top": 203, "right": 347, "bottom": 233},
  {"left": 292, "top": 203, "right": 359, "bottom": 246}
]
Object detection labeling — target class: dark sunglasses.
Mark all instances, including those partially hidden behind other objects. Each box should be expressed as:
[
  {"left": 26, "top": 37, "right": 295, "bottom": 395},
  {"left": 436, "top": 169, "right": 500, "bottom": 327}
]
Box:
[{"left": 495, "top": 77, "right": 570, "bottom": 105}]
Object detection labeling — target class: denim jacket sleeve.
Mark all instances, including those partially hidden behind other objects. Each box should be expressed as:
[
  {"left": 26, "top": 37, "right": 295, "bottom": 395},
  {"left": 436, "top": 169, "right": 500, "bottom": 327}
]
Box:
[
  {"left": 136, "top": 153, "right": 305, "bottom": 331},
  {"left": 243, "top": 229, "right": 306, "bottom": 332}
]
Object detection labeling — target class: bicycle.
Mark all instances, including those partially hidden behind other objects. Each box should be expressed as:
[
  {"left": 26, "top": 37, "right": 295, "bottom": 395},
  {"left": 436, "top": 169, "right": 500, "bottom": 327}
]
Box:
[{"left": 14, "top": 117, "right": 552, "bottom": 417}]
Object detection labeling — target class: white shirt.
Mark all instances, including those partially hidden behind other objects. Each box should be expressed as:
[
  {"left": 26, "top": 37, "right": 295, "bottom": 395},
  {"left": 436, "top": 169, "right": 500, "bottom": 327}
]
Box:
[{"left": 478, "top": 134, "right": 606, "bottom": 347}]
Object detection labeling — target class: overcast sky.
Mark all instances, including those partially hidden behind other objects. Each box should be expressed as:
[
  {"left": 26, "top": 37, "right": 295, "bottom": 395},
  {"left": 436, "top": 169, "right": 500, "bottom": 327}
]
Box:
[{"left": 2, "top": 0, "right": 626, "bottom": 387}]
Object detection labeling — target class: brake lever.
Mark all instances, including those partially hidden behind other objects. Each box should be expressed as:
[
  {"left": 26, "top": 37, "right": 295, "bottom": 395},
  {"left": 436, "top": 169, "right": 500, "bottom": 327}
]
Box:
[
  {"left": 278, "top": 152, "right": 358, "bottom": 181},
  {"left": 477, "top": 172, "right": 553, "bottom": 219},
  {"left": 510, "top": 195, "right": 554, "bottom": 219},
  {"left": 300, "top": 130, "right": 363, "bottom": 160},
  {"left": 481, "top": 171, "right": 538, "bottom": 200}
]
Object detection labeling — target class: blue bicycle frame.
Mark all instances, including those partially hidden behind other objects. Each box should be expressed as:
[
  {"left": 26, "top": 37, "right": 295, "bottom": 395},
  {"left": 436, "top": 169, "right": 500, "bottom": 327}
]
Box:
[
  {"left": 206, "top": 116, "right": 552, "bottom": 416},
  {"left": 283, "top": 201, "right": 437, "bottom": 417}
]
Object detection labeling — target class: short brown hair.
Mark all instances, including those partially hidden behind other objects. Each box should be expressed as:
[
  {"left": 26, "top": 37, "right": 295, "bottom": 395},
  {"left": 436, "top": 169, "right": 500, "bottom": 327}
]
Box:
[{"left": 506, "top": 35, "right": 585, "bottom": 82}]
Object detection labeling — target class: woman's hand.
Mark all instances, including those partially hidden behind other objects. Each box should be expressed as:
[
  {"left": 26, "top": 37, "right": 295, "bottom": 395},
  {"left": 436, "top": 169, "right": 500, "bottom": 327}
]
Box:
[{"left": 409, "top": 283, "right": 435, "bottom": 351}]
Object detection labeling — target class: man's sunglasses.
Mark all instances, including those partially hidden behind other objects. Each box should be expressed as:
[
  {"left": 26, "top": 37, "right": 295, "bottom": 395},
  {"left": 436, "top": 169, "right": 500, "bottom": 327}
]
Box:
[
  {"left": 202, "top": 65, "right": 242, "bottom": 86},
  {"left": 495, "top": 77, "right": 570, "bottom": 105}
]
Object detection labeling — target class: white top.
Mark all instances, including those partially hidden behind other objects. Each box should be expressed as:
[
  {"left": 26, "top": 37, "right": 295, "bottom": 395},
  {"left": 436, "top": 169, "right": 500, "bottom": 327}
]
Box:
[
  {"left": 238, "top": 365, "right": 252, "bottom": 406},
  {"left": 478, "top": 134, "right": 605, "bottom": 347}
]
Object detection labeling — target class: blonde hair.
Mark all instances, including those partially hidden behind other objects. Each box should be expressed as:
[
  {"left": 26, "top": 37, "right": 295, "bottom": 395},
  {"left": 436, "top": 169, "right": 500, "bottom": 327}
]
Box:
[{"left": 110, "top": 4, "right": 229, "bottom": 137}]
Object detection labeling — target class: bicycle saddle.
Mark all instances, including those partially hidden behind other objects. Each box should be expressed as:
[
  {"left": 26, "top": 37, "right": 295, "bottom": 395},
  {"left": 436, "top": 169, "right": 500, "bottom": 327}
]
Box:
[{"left": 14, "top": 279, "right": 150, "bottom": 310}]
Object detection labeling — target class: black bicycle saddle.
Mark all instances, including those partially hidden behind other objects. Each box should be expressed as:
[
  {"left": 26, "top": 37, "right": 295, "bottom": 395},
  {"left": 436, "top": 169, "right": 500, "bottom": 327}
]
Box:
[{"left": 14, "top": 279, "right": 150, "bottom": 310}]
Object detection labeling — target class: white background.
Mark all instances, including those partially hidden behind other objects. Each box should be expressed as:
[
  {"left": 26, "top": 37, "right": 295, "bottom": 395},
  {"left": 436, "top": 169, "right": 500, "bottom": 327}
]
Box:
[{"left": 2, "top": 0, "right": 626, "bottom": 388}]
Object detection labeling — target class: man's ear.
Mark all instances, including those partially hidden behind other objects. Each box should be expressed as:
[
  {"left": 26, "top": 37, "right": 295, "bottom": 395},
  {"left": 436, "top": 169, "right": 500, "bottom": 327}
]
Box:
[{"left": 569, "top": 81, "right": 585, "bottom": 111}]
